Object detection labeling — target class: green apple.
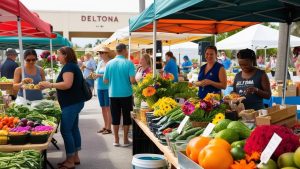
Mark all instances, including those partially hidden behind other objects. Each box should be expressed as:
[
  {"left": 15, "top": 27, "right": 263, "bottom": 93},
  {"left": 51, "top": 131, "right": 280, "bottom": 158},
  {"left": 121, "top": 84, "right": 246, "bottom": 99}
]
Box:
[
  {"left": 280, "top": 167, "right": 298, "bottom": 169},
  {"left": 294, "top": 147, "right": 300, "bottom": 168},
  {"left": 258, "top": 159, "right": 278, "bottom": 169},
  {"left": 277, "top": 153, "right": 297, "bottom": 168}
]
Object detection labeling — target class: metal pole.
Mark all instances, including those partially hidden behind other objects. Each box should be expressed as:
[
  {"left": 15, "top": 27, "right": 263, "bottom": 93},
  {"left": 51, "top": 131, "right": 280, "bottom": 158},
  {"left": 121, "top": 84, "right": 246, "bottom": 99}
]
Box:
[
  {"left": 264, "top": 47, "right": 267, "bottom": 65},
  {"left": 139, "top": 0, "right": 145, "bottom": 13},
  {"left": 214, "top": 34, "right": 217, "bottom": 45},
  {"left": 153, "top": 20, "right": 157, "bottom": 77},
  {"left": 50, "top": 39, "right": 54, "bottom": 81},
  {"left": 17, "top": 17, "right": 26, "bottom": 100},
  {"left": 281, "top": 23, "right": 291, "bottom": 105},
  {"left": 128, "top": 32, "right": 131, "bottom": 59}
]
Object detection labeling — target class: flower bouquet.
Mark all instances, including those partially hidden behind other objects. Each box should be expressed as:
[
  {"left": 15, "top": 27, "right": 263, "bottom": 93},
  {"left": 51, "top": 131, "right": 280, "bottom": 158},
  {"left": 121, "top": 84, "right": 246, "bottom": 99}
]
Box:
[
  {"left": 181, "top": 93, "right": 227, "bottom": 127},
  {"left": 37, "top": 50, "right": 59, "bottom": 73},
  {"left": 152, "top": 97, "right": 177, "bottom": 117}
]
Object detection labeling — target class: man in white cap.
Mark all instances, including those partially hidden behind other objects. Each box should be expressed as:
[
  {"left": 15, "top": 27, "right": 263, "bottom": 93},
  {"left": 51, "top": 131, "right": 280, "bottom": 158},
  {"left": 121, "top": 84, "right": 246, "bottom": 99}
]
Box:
[{"left": 1, "top": 49, "right": 18, "bottom": 78}]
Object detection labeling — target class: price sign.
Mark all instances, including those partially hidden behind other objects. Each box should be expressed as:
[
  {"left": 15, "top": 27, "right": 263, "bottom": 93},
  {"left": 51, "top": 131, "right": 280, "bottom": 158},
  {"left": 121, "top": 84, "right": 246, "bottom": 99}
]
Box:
[
  {"left": 201, "top": 123, "right": 215, "bottom": 137},
  {"left": 177, "top": 116, "right": 190, "bottom": 134}
]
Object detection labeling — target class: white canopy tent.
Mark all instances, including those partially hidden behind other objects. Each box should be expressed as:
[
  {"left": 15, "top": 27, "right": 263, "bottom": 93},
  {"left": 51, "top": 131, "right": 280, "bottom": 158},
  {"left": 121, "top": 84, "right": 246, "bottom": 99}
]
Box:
[
  {"left": 163, "top": 42, "right": 199, "bottom": 64},
  {"left": 216, "top": 24, "right": 300, "bottom": 50},
  {"left": 94, "top": 26, "right": 210, "bottom": 51}
]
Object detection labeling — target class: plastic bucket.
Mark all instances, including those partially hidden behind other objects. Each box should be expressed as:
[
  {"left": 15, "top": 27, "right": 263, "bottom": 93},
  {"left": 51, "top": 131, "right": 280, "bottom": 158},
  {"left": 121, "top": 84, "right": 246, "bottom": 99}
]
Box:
[{"left": 132, "top": 154, "right": 167, "bottom": 169}]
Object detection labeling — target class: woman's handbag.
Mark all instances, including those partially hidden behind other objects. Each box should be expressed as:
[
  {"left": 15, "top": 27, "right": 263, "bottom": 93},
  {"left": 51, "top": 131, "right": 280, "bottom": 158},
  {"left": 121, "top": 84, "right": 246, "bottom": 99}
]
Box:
[{"left": 82, "top": 79, "right": 92, "bottom": 101}]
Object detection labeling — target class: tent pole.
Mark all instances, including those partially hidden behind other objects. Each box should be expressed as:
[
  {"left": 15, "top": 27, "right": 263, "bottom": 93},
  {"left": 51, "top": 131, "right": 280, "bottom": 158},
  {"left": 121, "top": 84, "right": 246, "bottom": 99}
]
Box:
[
  {"left": 153, "top": 20, "right": 157, "bottom": 77},
  {"left": 17, "top": 17, "right": 26, "bottom": 100},
  {"left": 264, "top": 47, "right": 267, "bottom": 65},
  {"left": 128, "top": 33, "right": 131, "bottom": 59},
  {"left": 214, "top": 34, "right": 217, "bottom": 45},
  {"left": 281, "top": 23, "right": 291, "bottom": 105},
  {"left": 50, "top": 39, "right": 53, "bottom": 81}
]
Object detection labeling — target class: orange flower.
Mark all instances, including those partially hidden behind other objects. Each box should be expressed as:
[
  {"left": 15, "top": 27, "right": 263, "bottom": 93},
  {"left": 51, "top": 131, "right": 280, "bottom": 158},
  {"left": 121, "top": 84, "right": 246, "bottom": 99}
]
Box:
[
  {"left": 231, "top": 160, "right": 257, "bottom": 169},
  {"left": 246, "top": 151, "right": 261, "bottom": 162},
  {"left": 142, "top": 86, "right": 156, "bottom": 97}
]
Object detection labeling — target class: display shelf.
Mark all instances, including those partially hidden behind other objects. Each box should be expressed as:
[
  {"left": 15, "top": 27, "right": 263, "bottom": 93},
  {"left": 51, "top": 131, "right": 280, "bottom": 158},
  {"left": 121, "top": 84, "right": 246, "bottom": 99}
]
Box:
[{"left": 133, "top": 117, "right": 179, "bottom": 168}]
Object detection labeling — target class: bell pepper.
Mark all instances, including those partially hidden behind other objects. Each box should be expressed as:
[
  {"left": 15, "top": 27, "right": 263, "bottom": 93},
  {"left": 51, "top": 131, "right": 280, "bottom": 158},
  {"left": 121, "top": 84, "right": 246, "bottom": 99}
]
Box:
[{"left": 186, "top": 136, "right": 211, "bottom": 163}]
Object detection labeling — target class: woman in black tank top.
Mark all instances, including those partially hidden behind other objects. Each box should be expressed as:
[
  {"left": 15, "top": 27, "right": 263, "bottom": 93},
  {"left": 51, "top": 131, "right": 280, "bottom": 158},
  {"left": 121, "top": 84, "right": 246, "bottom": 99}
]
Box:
[{"left": 233, "top": 49, "right": 271, "bottom": 110}]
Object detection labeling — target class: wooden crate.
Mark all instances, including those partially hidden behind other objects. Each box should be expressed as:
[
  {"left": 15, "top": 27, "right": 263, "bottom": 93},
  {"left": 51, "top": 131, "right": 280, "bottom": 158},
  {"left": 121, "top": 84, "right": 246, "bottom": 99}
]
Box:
[
  {"left": 0, "top": 82, "right": 13, "bottom": 90},
  {"left": 256, "top": 105, "right": 297, "bottom": 128}
]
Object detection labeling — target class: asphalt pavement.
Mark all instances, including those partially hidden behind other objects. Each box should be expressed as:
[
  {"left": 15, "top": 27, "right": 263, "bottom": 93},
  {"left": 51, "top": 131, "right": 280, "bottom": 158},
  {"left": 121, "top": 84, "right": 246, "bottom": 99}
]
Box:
[{"left": 47, "top": 97, "right": 133, "bottom": 169}]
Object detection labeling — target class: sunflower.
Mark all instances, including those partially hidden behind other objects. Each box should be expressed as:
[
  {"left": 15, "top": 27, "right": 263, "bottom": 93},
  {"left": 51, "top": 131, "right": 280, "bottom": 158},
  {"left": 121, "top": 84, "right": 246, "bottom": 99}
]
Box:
[{"left": 142, "top": 86, "right": 156, "bottom": 97}]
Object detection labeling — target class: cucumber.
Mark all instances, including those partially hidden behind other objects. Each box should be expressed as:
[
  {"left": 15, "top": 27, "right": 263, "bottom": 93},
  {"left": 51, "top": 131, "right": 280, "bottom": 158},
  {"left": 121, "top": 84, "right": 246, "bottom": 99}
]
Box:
[
  {"left": 194, "top": 128, "right": 205, "bottom": 136},
  {"left": 176, "top": 127, "right": 202, "bottom": 140},
  {"left": 186, "top": 134, "right": 197, "bottom": 142},
  {"left": 165, "top": 106, "right": 180, "bottom": 117},
  {"left": 158, "top": 121, "right": 180, "bottom": 131},
  {"left": 170, "top": 113, "right": 185, "bottom": 122},
  {"left": 168, "top": 109, "right": 182, "bottom": 119},
  {"left": 157, "top": 116, "right": 169, "bottom": 125},
  {"left": 167, "top": 131, "right": 180, "bottom": 141}
]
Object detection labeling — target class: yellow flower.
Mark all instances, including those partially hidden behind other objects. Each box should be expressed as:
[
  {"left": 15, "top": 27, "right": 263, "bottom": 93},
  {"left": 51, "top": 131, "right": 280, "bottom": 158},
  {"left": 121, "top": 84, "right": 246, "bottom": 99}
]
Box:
[
  {"left": 215, "top": 113, "right": 225, "bottom": 120},
  {"left": 212, "top": 118, "right": 219, "bottom": 124}
]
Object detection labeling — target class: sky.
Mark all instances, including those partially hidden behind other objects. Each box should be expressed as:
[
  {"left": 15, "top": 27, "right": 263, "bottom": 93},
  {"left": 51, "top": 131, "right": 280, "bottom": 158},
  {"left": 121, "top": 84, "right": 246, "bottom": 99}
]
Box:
[{"left": 20, "top": 0, "right": 153, "bottom": 47}]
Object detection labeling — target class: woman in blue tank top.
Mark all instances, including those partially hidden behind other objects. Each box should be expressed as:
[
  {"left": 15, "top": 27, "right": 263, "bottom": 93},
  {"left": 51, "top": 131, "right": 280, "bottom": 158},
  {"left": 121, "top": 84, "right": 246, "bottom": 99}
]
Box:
[
  {"left": 233, "top": 49, "right": 271, "bottom": 110},
  {"left": 194, "top": 46, "right": 227, "bottom": 99},
  {"left": 13, "top": 49, "right": 45, "bottom": 101}
]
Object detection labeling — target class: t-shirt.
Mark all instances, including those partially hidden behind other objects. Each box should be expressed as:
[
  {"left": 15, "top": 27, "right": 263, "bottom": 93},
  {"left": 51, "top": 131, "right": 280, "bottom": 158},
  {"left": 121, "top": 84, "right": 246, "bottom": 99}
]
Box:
[
  {"left": 182, "top": 60, "right": 192, "bottom": 73},
  {"left": 83, "top": 59, "right": 96, "bottom": 78},
  {"left": 104, "top": 55, "right": 135, "bottom": 97},
  {"left": 0, "top": 58, "right": 18, "bottom": 78},
  {"left": 164, "top": 58, "right": 178, "bottom": 82},
  {"left": 221, "top": 58, "right": 232, "bottom": 70},
  {"left": 56, "top": 62, "right": 85, "bottom": 108},
  {"left": 198, "top": 62, "right": 223, "bottom": 99},
  {"left": 233, "top": 69, "right": 265, "bottom": 110},
  {"left": 95, "top": 61, "right": 108, "bottom": 90}
]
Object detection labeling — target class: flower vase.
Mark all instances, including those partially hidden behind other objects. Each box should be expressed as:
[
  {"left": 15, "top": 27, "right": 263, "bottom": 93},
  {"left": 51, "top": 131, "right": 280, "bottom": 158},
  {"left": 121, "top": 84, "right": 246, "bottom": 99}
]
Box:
[
  {"left": 145, "top": 96, "right": 157, "bottom": 109},
  {"left": 133, "top": 97, "right": 142, "bottom": 108},
  {"left": 191, "top": 121, "right": 209, "bottom": 128}
]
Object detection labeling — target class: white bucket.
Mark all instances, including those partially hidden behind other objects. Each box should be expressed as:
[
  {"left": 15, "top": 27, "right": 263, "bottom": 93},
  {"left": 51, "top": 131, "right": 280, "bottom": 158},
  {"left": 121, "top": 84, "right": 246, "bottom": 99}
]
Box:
[{"left": 132, "top": 154, "right": 167, "bottom": 169}]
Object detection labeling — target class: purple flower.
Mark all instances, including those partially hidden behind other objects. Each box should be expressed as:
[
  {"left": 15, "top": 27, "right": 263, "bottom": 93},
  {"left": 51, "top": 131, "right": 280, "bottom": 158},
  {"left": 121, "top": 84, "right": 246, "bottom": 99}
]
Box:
[{"left": 181, "top": 101, "right": 195, "bottom": 116}]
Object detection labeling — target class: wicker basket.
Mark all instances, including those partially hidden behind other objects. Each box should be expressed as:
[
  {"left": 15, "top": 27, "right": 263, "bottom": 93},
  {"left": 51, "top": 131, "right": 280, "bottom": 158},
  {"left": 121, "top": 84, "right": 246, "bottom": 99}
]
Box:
[
  {"left": 191, "top": 121, "right": 209, "bottom": 128},
  {"left": 0, "top": 135, "right": 8, "bottom": 145},
  {"left": 0, "top": 82, "right": 13, "bottom": 90}
]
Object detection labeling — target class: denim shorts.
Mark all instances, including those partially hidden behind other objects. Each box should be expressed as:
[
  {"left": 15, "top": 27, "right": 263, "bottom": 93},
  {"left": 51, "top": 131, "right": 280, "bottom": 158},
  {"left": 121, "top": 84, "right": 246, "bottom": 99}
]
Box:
[
  {"left": 97, "top": 89, "right": 110, "bottom": 107},
  {"left": 86, "top": 79, "right": 94, "bottom": 88}
]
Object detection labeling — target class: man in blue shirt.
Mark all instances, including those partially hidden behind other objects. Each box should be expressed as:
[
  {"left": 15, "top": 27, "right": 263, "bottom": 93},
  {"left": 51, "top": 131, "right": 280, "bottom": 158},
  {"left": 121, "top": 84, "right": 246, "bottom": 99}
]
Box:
[
  {"left": 1, "top": 49, "right": 18, "bottom": 79},
  {"left": 82, "top": 52, "right": 96, "bottom": 92},
  {"left": 104, "top": 43, "right": 135, "bottom": 147},
  {"left": 220, "top": 51, "right": 232, "bottom": 70}
]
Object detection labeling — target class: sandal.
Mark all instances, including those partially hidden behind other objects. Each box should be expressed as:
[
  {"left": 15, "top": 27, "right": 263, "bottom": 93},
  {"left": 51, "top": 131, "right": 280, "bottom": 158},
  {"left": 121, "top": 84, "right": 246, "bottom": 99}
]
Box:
[
  {"left": 97, "top": 128, "right": 106, "bottom": 133},
  {"left": 102, "top": 129, "right": 112, "bottom": 135}
]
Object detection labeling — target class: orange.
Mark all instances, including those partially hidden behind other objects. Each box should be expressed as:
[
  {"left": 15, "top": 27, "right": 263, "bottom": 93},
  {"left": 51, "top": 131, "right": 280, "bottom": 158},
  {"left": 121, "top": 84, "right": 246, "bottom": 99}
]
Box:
[
  {"left": 207, "top": 138, "right": 231, "bottom": 151},
  {"left": 198, "top": 147, "right": 233, "bottom": 169},
  {"left": 186, "top": 136, "right": 212, "bottom": 163}
]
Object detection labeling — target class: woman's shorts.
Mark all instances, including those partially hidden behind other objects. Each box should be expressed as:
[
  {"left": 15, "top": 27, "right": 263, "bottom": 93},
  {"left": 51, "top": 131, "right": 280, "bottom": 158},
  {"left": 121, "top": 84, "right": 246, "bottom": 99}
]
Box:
[{"left": 97, "top": 89, "right": 110, "bottom": 107}]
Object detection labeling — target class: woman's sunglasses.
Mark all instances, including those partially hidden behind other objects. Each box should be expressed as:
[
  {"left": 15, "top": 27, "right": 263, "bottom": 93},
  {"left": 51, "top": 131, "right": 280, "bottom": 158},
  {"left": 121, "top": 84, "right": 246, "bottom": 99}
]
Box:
[{"left": 25, "top": 59, "right": 37, "bottom": 62}]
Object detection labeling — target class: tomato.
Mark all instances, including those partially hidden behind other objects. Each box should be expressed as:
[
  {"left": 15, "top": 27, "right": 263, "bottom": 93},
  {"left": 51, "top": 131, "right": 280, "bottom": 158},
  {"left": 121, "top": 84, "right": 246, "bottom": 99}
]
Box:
[
  {"left": 13, "top": 118, "right": 19, "bottom": 124},
  {"left": 0, "top": 123, "right": 3, "bottom": 129}
]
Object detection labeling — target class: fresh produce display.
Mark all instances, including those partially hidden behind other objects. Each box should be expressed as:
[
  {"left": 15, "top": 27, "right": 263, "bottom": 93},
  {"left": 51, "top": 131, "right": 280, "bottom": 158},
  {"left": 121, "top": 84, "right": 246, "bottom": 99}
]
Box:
[
  {"left": 9, "top": 126, "right": 31, "bottom": 134},
  {"left": 0, "top": 116, "right": 19, "bottom": 131},
  {"left": 31, "top": 126, "right": 53, "bottom": 134},
  {"left": 0, "top": 150, "right": 42, "bottom": 169},
  {"left": 152, "top": 97, "right": 178, "bottom": 117},
  {"left": 0, "top": 130, "right": 8, "bottom": 144},
  {"left": 0, "top": 77, "right": 13, "bottom": 83}
]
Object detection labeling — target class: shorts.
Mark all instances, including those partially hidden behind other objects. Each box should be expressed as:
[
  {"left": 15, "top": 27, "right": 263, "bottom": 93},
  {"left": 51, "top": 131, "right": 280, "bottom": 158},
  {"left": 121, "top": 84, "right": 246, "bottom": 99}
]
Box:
[
  {"left": 110, "top": 96, "right": 133, "bottom": 125},
  {"left": 86, "top": 79, "right": 94, "bottom": 88},
  {"left": 97, "top": 89, "right": 109, "bottom": 107}
]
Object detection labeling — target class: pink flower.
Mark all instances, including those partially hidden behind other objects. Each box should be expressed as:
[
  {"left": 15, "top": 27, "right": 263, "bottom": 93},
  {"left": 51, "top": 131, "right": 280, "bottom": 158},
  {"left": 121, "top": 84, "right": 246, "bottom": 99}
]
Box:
[
  {"left": 47, "top": 55, "right": 56, "bottom": 62},
  {"left": 181, "top": 101, "right": 195, "bottom": 116},
  {"left": 40, "top": 50, "right": 50, "bottom": 59}
]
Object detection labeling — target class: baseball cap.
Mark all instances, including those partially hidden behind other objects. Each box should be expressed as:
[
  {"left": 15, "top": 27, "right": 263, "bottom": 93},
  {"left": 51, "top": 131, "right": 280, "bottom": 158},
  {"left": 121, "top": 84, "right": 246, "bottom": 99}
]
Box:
[
  {"left": 116, "top": 43, "right": 127, "bottom": 52},
  {"left": 6, "top": 49, "right": 18, "bottom": 56}
]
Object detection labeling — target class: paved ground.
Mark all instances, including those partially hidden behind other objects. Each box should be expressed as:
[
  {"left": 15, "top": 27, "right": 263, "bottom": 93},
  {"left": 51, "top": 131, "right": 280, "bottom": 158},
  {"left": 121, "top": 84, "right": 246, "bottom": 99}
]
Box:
[{"left": 47, "top": 97, "right": 132, "bottom": 169}]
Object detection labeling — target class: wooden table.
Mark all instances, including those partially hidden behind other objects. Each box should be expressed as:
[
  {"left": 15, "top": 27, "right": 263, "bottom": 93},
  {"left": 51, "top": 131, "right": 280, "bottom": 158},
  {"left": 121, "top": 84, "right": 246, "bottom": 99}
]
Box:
[
  {"left": 0, "top": 130, "right": 56, "bottom": 169},
  {"left": 133, "top": 117, "right": 179, "bottom": 168}
]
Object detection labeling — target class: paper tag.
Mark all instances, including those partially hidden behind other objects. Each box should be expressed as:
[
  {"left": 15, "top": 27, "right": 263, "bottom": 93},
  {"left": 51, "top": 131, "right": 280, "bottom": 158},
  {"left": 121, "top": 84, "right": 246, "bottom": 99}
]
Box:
[
  {"left": 259, "top": 133, "right": 282, "bottom": 165},
  {"left": 177, "top": 116, "right": 190, "bottom": 134},
  {"left": 201, "top": 123, "right": 215, "bottom": 137}
]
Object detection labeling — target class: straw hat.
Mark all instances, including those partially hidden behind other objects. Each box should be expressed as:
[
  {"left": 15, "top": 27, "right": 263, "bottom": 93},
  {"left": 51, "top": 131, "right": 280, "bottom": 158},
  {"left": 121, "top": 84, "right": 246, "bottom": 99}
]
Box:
[
  {"left": 97, "top": 47, "right": 115, "bottom": 59},
  {"left": 98, "top": 47, "right": 111, "bottom": 53}
]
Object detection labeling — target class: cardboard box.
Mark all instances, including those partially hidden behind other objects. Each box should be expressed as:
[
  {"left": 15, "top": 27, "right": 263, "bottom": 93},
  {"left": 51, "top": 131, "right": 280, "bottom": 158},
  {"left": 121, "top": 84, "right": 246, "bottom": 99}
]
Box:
[{"left": 256, "top": 105, "right": 297, "bottom": 128}]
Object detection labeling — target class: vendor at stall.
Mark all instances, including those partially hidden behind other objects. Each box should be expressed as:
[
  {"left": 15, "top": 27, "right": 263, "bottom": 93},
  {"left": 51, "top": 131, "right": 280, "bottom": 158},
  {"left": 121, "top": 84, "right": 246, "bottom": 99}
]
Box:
[
  {"left": 164, "top": 51, "right": 178, "bottom": 82},
  {"left": 233, "top": 48, "right": 271, "bottom": 110},
  {"left": 194, "top": 46, "right": 227, "bottom": 99},
  {"left": 13, "top": 49, "right": 45, "bottom": 101}
]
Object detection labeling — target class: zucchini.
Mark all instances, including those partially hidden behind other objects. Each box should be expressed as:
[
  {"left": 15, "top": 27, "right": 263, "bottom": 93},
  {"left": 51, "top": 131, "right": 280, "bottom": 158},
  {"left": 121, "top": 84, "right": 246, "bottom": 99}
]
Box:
[
  {"left": 158, "top": 121, "right": 180, "bottom": 131},
  {"left": 167, "top": 130, "right": 180, "bottom": 141},
  {"left": 194, "top": 128, "right": 205, "bottom": 136},
  {"left": 169, "top": 112, "right": 184, "bottom": 122},
  {"left": 165, "top": 106, "right": 180, "bottom": 117},
  {"left": 176, "top": 127, "right": 202, "bottom": 140},
  {"left": 168, "top": 109, "right": 182, "bottom": 119},
  {"left": 157, "top": 116, "right": 169, "bottom": 125},
  {"left": 186, "top": 134, "right": 197, "bottom": 142}
]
